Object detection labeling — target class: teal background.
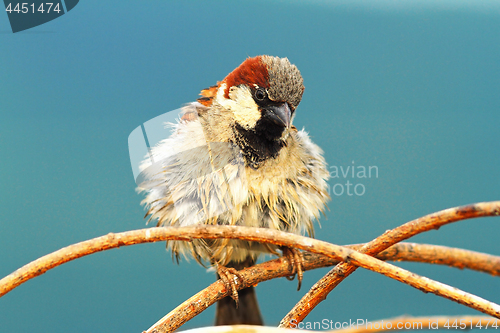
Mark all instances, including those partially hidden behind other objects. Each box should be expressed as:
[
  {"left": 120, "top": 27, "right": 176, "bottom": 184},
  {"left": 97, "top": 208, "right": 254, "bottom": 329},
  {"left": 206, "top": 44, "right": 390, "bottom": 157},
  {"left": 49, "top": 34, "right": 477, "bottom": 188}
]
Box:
[{"left": 1, "top": 1, "right": 499, "bottom": 331}]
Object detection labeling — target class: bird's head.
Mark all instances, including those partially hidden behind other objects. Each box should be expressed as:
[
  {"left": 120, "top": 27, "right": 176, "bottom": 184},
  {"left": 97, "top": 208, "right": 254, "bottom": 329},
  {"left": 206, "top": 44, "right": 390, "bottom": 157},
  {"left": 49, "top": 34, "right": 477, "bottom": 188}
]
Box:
[{"left": 200, "top": 55, "right": 305, "bottom": 142}]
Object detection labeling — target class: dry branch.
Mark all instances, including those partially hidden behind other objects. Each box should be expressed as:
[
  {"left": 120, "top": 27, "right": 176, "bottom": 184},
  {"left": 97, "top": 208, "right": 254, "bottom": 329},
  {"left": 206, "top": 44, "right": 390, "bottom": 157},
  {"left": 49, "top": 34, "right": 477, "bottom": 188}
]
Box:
[
  {"left": 147, "top": 244, "right": 500, "bottom": 332},
  {"left": 279, "top": 201, "right": 500, "bottom": 327},
  {"left": 318, "top": 243, "right": 500, "bottom": 276},
  {"left": 0, "top": 201, "right": 498, "bottom": 332},
  {"left": 376, "top": 243, "right": 500, "bottom": 275}
]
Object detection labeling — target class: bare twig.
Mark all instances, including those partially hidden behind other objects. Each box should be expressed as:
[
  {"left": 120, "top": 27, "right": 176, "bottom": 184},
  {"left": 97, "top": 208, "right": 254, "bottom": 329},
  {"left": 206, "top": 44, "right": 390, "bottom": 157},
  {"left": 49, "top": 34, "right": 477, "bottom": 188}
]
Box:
[
  {"left": 319, "top": 243, "right": 500, "bottom": 276},
  {"left": 3, "top": 238, "right": 500, "bottom": 300},
  {"left": 375, "top": 243, "right": 500, "bottom": 276},
  {"left": 2, "top": 202, "right": 498, "bottom": 300},
  {"left": 0, "top": 202, "right": 499, "bottom": 332},
  {"left": 347, "top": 252, "right": 500, "bottom": 317},
  {"left": 147, "top": 244, "right": 500, "bottom": 332},
  {"left": 279, "top": 201, "right": 500, "bottom": 327}
]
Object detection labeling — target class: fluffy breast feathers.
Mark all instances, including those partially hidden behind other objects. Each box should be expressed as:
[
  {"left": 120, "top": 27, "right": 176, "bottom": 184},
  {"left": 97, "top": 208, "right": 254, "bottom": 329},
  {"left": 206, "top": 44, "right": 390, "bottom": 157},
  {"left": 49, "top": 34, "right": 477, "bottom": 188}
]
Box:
[{"left": 137, "top": 102, "right": 329, "bottom": 265}]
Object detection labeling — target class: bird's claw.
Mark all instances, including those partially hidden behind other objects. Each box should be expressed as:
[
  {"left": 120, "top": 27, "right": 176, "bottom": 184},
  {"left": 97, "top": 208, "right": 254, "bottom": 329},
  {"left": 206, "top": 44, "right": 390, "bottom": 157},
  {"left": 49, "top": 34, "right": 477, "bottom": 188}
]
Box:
[
  {"left": 283, "top": 247, "right": 304, "bottom": 291},
  {"left": 217, "top": 265, "right": 244, "bottom": 307}
]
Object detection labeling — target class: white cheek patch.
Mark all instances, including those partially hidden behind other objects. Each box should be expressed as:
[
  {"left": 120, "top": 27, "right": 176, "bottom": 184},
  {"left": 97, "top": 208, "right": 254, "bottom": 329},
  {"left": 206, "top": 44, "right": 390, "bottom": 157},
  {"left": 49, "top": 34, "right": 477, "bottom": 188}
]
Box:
[{"left": 216, "top": 83, "right": 261, "bottom": 130}]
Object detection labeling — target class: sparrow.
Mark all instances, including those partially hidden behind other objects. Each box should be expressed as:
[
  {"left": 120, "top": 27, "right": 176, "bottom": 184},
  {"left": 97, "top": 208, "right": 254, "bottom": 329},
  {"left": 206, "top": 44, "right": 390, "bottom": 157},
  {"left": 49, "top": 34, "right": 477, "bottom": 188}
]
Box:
[{"left": 137, "top": 55, "right": 330, "bottom": 325}]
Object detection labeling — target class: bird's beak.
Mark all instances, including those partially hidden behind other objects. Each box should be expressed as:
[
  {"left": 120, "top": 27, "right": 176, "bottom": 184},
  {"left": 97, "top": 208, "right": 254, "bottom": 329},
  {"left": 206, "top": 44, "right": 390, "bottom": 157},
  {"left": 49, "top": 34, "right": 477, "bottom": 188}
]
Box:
[{"left": 266, "top": 102, "right": 292, "bottom": 129}]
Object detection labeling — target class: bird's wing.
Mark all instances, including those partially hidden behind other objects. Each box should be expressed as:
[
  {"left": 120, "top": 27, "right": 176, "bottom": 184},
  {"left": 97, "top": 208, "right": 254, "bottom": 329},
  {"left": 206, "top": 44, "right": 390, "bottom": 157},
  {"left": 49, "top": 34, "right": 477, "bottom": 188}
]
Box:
[{"left": 138, "top": 103, "right": 247, "bottom": 227}]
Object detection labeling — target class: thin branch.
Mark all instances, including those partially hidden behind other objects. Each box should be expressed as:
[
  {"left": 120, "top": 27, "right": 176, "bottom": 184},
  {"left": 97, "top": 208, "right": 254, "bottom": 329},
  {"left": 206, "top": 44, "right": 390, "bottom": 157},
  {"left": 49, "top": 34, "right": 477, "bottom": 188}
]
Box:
[
  {"left": 2, "top": 232, "right": 500, "bottom": 332},
  {"left": 0, "top": 201, "right": 498, "bottom": 332},
  {"left": 279, "top": 201, "right": 500, "bottom": 327},
  {"left": 375, "top": 243, "right": 500, "bottom": 276},
  {"left": 147, "top": 244, "right": 500, "bottom": 332},
  {"left": 317, "top": 243, "right": 500, "bottom": 276},
  {"left": 348, "top": 251, "right": 500, "bottom": 317},
  {"left": 2, "top": 202, "right": 498, "bottom": 299}
]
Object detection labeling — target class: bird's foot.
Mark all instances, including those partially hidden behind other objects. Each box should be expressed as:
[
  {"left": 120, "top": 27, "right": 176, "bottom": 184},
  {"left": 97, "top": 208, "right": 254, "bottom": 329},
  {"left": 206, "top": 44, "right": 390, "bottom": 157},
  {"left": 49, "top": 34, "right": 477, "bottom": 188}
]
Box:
[
  {"left": 283, "top": 247, "right": 304, "bottom": 291},
  {"left": 217, "top": 264, "right": 244, "bottom": 307}
]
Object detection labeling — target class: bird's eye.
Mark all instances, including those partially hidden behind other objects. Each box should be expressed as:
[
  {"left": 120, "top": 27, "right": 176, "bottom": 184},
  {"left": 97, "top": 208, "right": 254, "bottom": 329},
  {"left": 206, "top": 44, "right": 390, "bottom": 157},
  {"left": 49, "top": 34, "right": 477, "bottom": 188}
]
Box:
[{"left": 254, "top": 88, "right": 267, "bottom": 102}]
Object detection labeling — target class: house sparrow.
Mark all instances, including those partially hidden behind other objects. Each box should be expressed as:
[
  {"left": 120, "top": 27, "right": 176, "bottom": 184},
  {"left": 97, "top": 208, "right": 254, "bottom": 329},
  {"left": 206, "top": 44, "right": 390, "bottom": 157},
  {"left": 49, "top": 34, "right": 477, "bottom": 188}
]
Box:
[{"left": 137, "top": 55, "right": 330, "bottom": 325}]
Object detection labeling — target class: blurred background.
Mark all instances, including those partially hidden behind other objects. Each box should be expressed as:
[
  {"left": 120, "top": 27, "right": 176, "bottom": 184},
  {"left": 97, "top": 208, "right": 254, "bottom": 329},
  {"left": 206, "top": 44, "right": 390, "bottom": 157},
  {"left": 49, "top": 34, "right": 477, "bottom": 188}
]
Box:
[{"left": 1, "top": 0, "right": 499, "bottom": 331}]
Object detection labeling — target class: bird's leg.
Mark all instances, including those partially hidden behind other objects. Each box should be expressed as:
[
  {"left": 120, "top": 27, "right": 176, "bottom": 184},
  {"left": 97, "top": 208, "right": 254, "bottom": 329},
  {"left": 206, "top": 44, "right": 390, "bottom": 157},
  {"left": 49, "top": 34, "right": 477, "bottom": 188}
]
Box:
[
  {"left": 282, "top": 246, "right": 304, "bottom": 291},
  {"left": 216, "top": 264, "right": 244, "bottom": 307}
]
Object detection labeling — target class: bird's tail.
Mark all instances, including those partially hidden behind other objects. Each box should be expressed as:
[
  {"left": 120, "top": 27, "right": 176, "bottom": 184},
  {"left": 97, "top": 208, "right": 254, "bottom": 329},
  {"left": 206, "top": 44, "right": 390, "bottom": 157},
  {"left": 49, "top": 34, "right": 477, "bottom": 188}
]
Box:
[{"left": 215, "top": 256, "right": 263, "bottom": 325}]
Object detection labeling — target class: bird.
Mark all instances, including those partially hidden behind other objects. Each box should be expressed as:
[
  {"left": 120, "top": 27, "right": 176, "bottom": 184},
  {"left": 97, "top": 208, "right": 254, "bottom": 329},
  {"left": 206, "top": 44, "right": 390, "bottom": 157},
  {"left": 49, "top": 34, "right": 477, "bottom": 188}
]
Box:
[{"left": 137, "top": 55, "right": 330, "bottom": 325}]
